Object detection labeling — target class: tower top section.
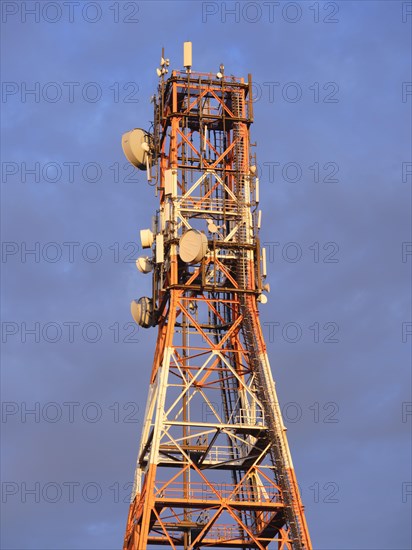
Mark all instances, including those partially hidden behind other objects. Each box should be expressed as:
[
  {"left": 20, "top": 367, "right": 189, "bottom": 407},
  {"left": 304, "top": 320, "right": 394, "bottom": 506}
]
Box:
[{"left": 122, "top": 41, "right": 255, "bottom": 193}]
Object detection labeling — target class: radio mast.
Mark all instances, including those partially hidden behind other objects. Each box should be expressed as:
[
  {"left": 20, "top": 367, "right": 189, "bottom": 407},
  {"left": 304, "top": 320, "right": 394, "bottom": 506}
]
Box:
[{"left": 122, "top": 42, "right": 312, "bottom": 550}]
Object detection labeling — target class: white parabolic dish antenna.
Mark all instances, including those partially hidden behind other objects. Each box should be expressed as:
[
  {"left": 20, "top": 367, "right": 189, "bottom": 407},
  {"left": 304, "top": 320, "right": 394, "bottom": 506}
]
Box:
[
  {"left": 122, "top": 128, "right": 150, "bottom": 170},
  {"left": 136, "top": 256, "right": 152, "bottom": 274},
  {"left": 179, "top": 230, "right": 208, "bottom": 264},
  {"left": 130, "top": 297, "right": 153, "bottom": 328}
]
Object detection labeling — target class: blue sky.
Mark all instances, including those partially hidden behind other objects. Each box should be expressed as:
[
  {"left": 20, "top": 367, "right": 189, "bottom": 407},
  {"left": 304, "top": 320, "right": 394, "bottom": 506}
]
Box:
[{"left": 1, "top": 1, "right": 411, "bottom": 549}]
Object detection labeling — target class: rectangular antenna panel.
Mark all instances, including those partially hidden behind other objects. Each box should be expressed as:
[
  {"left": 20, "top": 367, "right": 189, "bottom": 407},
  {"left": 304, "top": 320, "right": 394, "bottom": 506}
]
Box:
[{"left": 183, "top": 42, "right": 192, "bottom": 67}]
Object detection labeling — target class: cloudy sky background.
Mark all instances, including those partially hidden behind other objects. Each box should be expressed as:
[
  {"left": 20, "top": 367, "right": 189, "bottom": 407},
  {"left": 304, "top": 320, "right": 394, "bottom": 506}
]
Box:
[{"left": 1, "top": 1, "right": 411, "bottom": 548}]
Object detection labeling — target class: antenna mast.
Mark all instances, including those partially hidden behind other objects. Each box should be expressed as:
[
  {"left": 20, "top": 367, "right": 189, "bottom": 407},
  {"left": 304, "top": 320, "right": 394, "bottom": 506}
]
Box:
[{"left": 122, "top": 42, "right": 312, "bottom": 550}]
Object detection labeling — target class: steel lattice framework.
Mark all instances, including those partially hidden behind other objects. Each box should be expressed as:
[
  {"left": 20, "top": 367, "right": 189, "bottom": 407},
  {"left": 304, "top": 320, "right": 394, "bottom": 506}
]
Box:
[{"left": 123, "top": 57, "right": 312, "bottom": 550}]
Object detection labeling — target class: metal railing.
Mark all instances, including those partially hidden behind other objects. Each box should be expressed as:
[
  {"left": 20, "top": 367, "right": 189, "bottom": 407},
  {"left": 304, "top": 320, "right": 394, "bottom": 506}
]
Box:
[{"left": 154, "top": 480, "right": 281, "bottom": 503}]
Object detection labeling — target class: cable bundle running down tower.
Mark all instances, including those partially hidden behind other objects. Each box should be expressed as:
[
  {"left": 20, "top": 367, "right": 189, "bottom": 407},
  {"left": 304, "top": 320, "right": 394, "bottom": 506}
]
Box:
[{"left": 122, "top": 43, "right": 312, "bottom": 550}]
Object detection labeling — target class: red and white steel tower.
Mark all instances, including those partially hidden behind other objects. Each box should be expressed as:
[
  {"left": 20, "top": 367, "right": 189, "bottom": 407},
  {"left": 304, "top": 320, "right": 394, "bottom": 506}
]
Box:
[{"left": 121, "top": 43, "right": 312, "bottom": 550}]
